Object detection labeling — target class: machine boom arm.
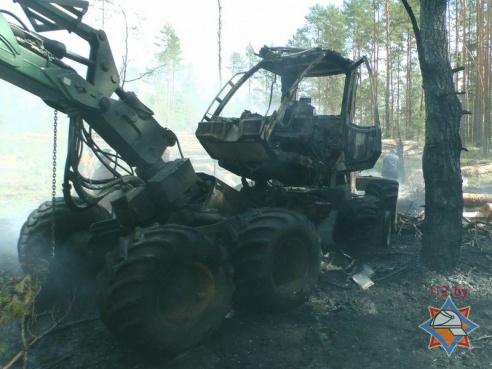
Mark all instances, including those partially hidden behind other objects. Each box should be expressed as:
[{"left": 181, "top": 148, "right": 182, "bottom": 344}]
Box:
[{"left": 0, "top": 0, "right": 175, "bottom": 171}]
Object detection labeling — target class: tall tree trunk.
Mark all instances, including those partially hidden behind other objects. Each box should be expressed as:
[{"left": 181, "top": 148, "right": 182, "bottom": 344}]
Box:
[
  {"left": 405, "top": 31, "right": 412, "bottom": 139},
  {"left": 373, "top": 1, "right": 380, "bottom": 103},
  {"left": 396, "top": 49, "right": 401, "bottom": 138},
  {"left": 461, "top": 0, "right": 471, "bottom": 143},
  {"left": 454, "top": 0, "right": 460, "bottom": 87},
  {"left": 217, "top": 0, "right": 223, "bottom": 86},
  {"left": 484, "top": 0, "right": 491, "bottom": 154},
  {"left": 385, "top": 0, "right": 392, "bottom": 137},
  {"left": 473, "top": 0, "right": 485, "bottom": 148},
  {"left": 402, "top": 0, "right": 464, "bottom": 271}
]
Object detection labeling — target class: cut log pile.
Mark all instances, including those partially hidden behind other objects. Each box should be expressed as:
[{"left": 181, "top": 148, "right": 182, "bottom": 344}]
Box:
[{"left": 463, "top": 193, "right": 492, "bottom": 207}]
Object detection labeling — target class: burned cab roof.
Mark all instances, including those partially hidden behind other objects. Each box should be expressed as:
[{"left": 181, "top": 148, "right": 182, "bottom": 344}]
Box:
[{"left": 257, "top": 46, "right": 353, "bottom": 77}]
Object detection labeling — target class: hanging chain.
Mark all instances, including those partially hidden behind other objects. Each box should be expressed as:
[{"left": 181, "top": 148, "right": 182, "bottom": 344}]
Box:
[{"left": 51, "top": 110, "right": 58, "bottom": 257}]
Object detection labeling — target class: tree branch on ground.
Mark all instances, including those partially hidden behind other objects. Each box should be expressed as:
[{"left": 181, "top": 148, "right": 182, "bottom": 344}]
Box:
[{"left": 0, "top": 274, "right": 74, "bottom": 369}]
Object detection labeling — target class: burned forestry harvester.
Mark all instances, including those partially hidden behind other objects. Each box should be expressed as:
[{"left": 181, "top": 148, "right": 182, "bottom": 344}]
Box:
[
  {"left": 0, "top": 0, "right": 398, "bottom": 357},
  {"left": 196, "top": 46, "right": 399, "bottom": 252}
]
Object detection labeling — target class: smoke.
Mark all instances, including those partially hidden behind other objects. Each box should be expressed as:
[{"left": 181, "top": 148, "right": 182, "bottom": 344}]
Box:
[
  {"left": 0, "top": 205, "right": 33, "bottom": 246},
  {"left": 0, "top": 130, "right": 68, "bottom": 264},
  {"left": 0, "top": 209, "right": 30, "bottom": 273}
]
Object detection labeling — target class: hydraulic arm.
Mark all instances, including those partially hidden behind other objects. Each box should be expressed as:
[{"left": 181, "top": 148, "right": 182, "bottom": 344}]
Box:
[
  {"left": 0, "top": 0, "right": 175, "bottom": 169},
  {"left": 0, "top": 0, "right": 197, "bottom": 222}
]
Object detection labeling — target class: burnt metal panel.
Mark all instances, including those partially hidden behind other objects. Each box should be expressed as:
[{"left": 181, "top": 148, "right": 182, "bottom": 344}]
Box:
[{"left": 258, "top": 47, "right": 353, "bottom": 78}]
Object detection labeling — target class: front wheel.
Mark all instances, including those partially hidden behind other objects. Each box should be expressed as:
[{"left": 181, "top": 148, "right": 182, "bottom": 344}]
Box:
[
  {"left": 232, "top": 208, "right": 321, "bottom": 312},
  {"left": 96, "top": 225, "right": 234, "bottom": 357}
]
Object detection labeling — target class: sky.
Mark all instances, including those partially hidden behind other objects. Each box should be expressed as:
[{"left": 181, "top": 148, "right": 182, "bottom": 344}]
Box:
[
  {"left": 97, "top": 0, "right": 344, "bottom": 88},
  {"left": 114, "top": 0, "right": 344, "bottom": 67}
]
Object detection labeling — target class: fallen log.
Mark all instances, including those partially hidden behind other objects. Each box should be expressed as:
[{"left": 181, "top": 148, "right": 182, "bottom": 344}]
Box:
[
  {"left": 463, "top": 193, "right": 492, "bottom": 207},
  {"left": 461, "top": 164, "right": 492, "bottom": 176}
]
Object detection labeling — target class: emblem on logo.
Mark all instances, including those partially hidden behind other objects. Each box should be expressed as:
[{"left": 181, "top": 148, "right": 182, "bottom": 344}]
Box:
[{"left": 419, "top": 296, "right": 479, "bottom": 356}]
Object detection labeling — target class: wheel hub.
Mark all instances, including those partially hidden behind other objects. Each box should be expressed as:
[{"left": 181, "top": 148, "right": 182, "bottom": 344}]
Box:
[{"left": 157, "top": 262, "right": 216, "bottom": 325}]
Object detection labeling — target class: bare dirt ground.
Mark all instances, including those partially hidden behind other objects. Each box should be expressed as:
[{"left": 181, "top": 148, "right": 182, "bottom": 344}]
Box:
[{"left": 1, "top": 135, "right": 492, "bottom": 369}]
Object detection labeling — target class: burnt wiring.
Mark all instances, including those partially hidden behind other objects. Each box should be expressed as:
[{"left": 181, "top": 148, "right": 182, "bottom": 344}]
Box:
[
  {"left": 81, "top": 123, "right": 134, "bottom": 177},
  {"left": 62, "top": 115, "right": 143, "bottom": 211}
]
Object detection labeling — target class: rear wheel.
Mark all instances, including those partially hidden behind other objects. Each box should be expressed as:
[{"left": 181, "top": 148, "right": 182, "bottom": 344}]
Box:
[
  {"left": 365, "top": 179, "right": 399, "bottom": 233},
  {"left": 333, "top": 195, "right": 388, "bottom": 253},
  {"left": 96, "top": 225, "right": 234, "bottom": 357},
  {"left": 17, "top": 197, "right": 111, "bottom": 288},
  {"left": 232, "top": 208, "right": 321, "bottom": 312}
]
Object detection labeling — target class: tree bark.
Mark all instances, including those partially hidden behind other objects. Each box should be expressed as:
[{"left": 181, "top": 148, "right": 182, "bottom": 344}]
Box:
[
  {"left": 460, "top": 0, "right": 470, "bottom": 142},
  {"left": 485, "top": 0, "right": 491, "bottom": 154},
  {"left": 405, "top": 30, "right": 412, "bottom": 139},
  {"left": 474, "top": 0, "right": 484, "bottom": 149},
  {"left": 402, "top": 0, "right": 464, "bottom": 271},
  {"left": 385, "top": 0, "right": 392, "bottom": 137}
]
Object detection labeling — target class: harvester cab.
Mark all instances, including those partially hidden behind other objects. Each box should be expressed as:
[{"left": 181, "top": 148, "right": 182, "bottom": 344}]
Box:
[{"left": 196, "top": 46, "right": 382, "bottom": 188}]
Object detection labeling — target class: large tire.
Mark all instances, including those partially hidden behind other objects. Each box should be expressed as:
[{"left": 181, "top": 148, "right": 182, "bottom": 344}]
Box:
[
  {"left": 232, "top": 208, "right": 321, "bottom": 312},
  {"left": 17, "top": 197, "right": 111, "bottom": 287},
  {"left": 365, "top": 178, "right": 399, "bottom": 233},
  {"left": 333, "top": 195, "right": 389, "bottom": 253},
  {"left": 96, "top": 225, "right": 234, "bottom": 357}
]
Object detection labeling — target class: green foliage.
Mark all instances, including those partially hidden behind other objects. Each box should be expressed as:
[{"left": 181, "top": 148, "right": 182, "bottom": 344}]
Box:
[
  {"left": 289, "top": 5, "right": 348, "bottom": 51},
  {"left": 149, "top": 24, "right": 199, "bottom": 131},
  {"left": 0, "top": 342, "right": 9, "bottom": 357},
  {"left": 0, "top": 272, "right": 41, "bottom": 365},
  {"left": 343, "top": 0, "right": 377, "bottom": 55},
  {"left": 288, "top": 26, "right": 312, "bottom": 49},
  {"left": 228, "top": 52, "right": 247, "bottom": 74},
  {"left": 0, "top": 274, "right": 39, "bottom": 325},
  {"left": 155, "top": 23, "right": 182, "bottom": 66}
]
